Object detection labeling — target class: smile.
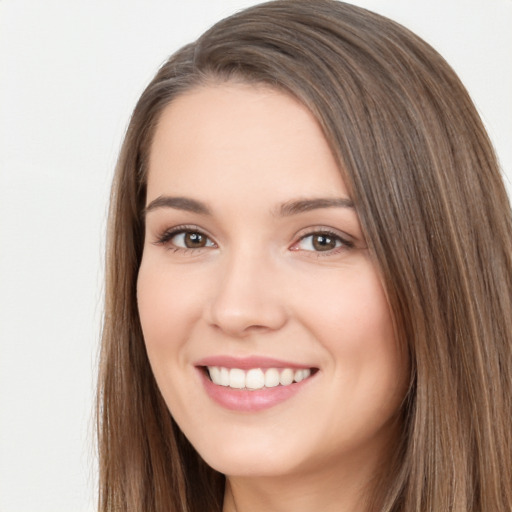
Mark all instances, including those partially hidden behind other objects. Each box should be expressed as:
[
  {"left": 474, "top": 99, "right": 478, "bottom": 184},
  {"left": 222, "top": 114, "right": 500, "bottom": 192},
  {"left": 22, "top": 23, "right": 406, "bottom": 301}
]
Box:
[
  {"left": 196, "top": 357, "right": 318, "bottom": 412},
  {"left": 207, "top": 366, "right": 312, "bottom": 390}
]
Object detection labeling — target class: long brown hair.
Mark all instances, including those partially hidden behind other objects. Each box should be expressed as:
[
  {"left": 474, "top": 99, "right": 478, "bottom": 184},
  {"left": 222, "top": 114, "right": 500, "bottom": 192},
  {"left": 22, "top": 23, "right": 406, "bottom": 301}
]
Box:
[{"left": 97, "top": 1, "right": 512, "bottom": 510}]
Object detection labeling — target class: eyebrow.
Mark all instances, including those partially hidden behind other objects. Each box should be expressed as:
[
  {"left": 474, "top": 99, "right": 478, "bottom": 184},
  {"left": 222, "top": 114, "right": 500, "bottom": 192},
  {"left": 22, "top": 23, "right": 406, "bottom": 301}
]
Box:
[
  {"left": 143, "top": 196, "right": 211, "bottom": 216},
  {"left": 277, "top": 197, "right": 355, "bottom": 216},
  {"left": 143, "top": 195, "right": 355, "bottom": 217}
]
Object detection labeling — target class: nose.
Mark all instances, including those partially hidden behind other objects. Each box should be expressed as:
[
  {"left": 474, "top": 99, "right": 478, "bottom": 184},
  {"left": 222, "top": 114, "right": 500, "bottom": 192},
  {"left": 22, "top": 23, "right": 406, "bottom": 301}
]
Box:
[{"left": 205, "top": 249, "right": 288, "bottom": 337}]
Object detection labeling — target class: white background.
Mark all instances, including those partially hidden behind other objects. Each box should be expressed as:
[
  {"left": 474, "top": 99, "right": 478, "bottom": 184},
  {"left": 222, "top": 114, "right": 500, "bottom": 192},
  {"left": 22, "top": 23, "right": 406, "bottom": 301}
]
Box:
[{"left": 0, "top": 1, "right": 510, "bottom": 511}]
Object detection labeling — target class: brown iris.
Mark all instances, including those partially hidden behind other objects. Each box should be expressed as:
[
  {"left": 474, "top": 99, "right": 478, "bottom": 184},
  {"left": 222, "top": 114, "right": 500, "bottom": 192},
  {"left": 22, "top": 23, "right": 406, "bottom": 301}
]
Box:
[
  {"left": 184, "top": 232, "right": 208, "bottom": 248},
  {"left": 312, "top": 234, "right": 338, "bottom": 251}
]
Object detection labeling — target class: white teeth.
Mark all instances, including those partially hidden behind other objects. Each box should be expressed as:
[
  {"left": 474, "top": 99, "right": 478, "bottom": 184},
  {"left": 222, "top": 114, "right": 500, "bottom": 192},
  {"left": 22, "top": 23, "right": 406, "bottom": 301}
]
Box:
[
  {"left": 220, "top": 367, "right": 230, "bottom": 386},
  {"left": 264, "top": 368, "right": 280, "bottom": 388},
  {"left": 229, "top": 368, "right": 246, "bottom": 389},
  {"left": 279, "top": 368, "right": 294, "bottom": 386},
  {"left": 210, "top": 366, "right": 221, "bottom": 383},
  {"left": 294, "top": 369, "right": 311, "bottom": 382},
  {"left": 246, "top": 368, "right": 265, "bottom": 389},
  {"left": 207, "top": 366, "right": 313, "bottom": 389},
  {"left": 294, "top": 369, "right": 304, "bottom": 382}
]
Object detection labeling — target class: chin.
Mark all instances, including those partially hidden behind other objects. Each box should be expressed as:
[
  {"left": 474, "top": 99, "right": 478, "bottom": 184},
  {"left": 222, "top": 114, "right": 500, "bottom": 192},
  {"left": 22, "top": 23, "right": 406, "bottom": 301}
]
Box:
[{"left": 191, "top": 433, "right": 308, "bottom": 478}]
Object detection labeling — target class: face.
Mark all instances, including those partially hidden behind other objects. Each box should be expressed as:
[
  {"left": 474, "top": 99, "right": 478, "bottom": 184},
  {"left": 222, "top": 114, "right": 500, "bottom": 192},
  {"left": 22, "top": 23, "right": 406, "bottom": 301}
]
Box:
[{"left": 137, "top": 83, "right": 408, "bottom": 481}]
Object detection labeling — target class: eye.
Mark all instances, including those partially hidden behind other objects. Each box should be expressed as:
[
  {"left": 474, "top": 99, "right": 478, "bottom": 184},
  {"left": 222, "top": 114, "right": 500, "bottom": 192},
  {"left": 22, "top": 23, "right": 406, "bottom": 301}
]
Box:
[
  {"left": 292, "top": 231, "right": 353, "bottom": 253},
  {"left": 155, "top": 226, "right": 216, "bottom": 250},
  {"left": 172, "top": 231, "right": 215, "bottom": 249}
]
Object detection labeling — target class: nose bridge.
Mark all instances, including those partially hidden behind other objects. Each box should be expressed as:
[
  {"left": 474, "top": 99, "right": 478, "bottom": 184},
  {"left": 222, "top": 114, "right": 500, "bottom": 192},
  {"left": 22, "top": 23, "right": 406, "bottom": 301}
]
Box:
[{"left": 207, "top": 242, "right": 286, "bottom": 336}]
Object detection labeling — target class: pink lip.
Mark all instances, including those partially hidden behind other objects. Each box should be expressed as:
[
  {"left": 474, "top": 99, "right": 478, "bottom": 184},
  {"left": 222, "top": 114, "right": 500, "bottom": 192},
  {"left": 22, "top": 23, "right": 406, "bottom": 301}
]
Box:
[
  {"left": 194, "top": 356, "right": 317, "bottom": 413},
  {"left": 195, "top": 355, "right": 312, "bottom": 370}
]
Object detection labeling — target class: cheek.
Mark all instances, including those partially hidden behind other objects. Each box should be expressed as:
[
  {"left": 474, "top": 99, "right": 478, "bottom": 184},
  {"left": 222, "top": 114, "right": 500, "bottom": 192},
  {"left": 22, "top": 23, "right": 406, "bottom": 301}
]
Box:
[
  {"left": 137, "top": 259, "right": 203, "bottom": 355},
  {"left": 136, "top": 259, "right": 207, "bottom": 414},
  {"left": 296, "top": 263, "right": 406, "bottom": 409},
  {"left": 297, "top": 262, "right": 395, "bottom": 354}
]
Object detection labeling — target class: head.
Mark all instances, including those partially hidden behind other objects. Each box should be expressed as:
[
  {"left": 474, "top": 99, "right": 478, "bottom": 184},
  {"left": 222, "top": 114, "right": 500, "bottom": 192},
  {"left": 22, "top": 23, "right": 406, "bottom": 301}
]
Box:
[{"left": 98, "top": 1, "right": 512, "bottom": 511}]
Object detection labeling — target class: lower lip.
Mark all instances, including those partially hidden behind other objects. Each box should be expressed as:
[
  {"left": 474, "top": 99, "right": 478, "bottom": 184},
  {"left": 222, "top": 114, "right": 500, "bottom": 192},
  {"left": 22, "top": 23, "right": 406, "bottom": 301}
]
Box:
[{"left": 198, "top": 369, "right": 314, "bottom": 412}]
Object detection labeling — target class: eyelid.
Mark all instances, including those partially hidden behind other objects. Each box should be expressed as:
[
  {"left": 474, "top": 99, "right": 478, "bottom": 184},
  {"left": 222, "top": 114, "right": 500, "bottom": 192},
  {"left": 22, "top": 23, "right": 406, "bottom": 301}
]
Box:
[
  {"left": 151, "top": 224, "right": 356, "bottom": 255},
  {"left": 290, "top": 226, "right": 355, "bottom": 253},
  {"left": 153, "top": 224, "right": 217, "bottom": 249}
]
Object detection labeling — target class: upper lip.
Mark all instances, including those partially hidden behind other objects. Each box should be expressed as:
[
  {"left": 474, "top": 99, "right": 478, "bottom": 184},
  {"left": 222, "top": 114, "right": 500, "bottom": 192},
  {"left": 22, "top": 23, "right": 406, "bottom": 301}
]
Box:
[{"left": 194, "top": 355, "right": 315, "bottom": 370}]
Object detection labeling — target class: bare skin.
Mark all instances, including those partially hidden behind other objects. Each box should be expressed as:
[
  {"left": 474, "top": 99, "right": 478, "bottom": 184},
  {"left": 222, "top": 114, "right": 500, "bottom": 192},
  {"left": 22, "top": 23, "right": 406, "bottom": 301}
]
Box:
[{"left": 138, "top": 83, "right": 408, "bottom": 512}]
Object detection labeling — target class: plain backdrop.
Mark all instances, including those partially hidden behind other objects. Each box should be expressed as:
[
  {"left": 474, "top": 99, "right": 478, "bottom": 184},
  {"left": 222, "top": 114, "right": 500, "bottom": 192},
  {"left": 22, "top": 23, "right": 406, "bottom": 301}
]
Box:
[{"left": 0, "top": 1, "right": 511, "bottom": 511}]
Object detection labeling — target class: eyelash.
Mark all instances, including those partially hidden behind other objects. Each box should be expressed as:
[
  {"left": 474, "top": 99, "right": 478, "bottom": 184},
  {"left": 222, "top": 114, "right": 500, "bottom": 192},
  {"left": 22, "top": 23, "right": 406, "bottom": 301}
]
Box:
[
  {"left": 292, "top": 229, "right": 354, "bottom": 256},
  {"left": 153, "top": 225, "right": 354, "bottom": 256},
  {"left": 154, "top": 225, "right": 216, "bottom": 253}
]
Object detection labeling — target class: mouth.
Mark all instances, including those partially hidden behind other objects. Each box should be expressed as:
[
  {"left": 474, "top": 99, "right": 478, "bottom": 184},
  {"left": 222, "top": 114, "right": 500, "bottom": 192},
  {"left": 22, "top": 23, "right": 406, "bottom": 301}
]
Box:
[
  {"left": 203, "top": 366, "right": 316, "bottom": 390},
  {"left": 195, "top": 356, "right": 319, "bottom": 411}
]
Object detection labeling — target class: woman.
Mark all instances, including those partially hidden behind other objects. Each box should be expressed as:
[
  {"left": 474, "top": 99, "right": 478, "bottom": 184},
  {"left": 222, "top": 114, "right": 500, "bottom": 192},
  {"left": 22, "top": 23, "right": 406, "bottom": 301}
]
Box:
[{"left": 97, "top": 1, "right": 512, "bottom": 511}]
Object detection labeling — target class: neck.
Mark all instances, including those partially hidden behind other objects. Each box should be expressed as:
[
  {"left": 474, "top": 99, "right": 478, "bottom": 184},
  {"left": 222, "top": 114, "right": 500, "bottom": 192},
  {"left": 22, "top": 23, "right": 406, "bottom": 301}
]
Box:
[
  {"left": 220, "top": 413, "right": 403, "bottom": 512},
  {"left": 222, "top": 453, "right": 387, "bottom": 512}
]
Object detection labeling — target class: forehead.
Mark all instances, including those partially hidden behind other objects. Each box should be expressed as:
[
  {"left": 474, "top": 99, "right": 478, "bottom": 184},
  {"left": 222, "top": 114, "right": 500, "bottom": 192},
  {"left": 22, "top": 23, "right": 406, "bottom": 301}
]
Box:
[{"left": 146, "top": 83, "right": 348, "bottom": 203}]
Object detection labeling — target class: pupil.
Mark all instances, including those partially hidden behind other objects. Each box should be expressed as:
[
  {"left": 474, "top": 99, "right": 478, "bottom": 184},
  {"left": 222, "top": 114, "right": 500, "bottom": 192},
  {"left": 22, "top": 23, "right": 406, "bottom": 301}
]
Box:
[
  {"left": 313, "top": 234, "right": 335, "bottom": 251},
  {"left": 185, "top": 232, "right": 205, "bottom": 248}
]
